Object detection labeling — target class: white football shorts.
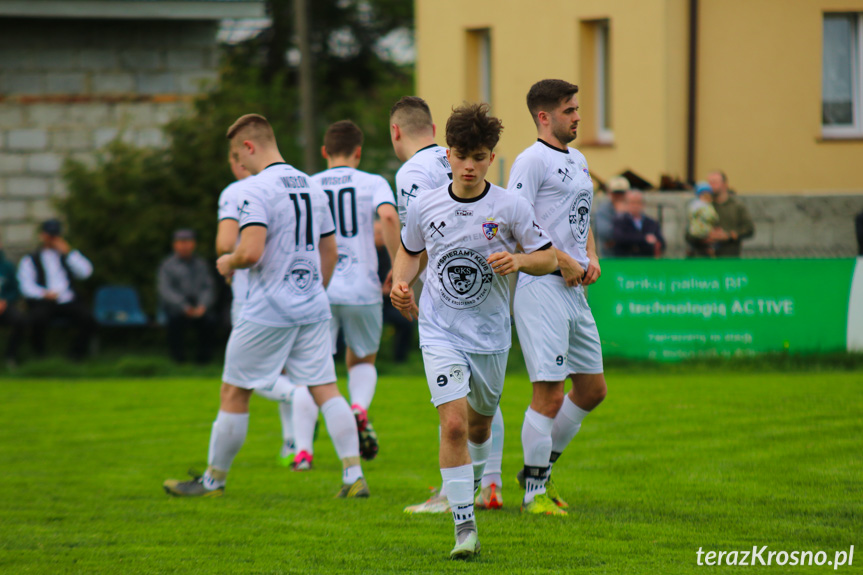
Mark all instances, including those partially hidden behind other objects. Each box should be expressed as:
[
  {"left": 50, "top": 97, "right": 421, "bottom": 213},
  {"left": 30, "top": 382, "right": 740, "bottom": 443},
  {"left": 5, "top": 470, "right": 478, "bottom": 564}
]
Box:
[
  {"left": 330, "top": 303, "right": 383, "bottom": 358},
  {"left": 421, "top": 346, "right": 508, "bottom": 416},
  {"left": 223, "top": 318, "right": 336, "bottom": 389},
  {"left": 514, "top": 276, "right": 604, "bottom": 382}
]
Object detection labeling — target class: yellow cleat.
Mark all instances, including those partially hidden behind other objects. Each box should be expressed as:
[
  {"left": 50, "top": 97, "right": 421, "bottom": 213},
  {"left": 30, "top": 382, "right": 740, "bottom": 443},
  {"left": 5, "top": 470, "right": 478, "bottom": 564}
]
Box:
[{"left": 521, "top": 493, "right": 567, "bottom": 515}]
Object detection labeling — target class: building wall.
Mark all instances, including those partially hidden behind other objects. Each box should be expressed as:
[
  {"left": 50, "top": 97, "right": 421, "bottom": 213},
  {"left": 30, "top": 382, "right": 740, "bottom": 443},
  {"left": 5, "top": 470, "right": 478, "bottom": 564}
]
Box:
[
  {"left": 416, "top": 0, "right": 863, "bottom": 195},
  {"left": 0, "top": 18, "right": 219, "bottom": 251}
]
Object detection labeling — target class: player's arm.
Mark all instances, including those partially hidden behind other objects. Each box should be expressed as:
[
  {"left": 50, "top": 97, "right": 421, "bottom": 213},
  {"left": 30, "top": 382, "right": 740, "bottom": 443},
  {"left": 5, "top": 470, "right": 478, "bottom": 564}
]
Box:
[
  {"left": 390, "top": 244, "right": 421, "bottom": 321},
  {"left": 319, "top": 233, "right": 338, "bottom": 289},
  {"left": 583, "top": 228, "right": 601, "bottom": 286},
  {"left": 488, "top": 244, "right": 557, "bottom": 276},
  {"left": 216, "top": 224, "right": 266, "bottom": 278},
  {"left": 216, "top": 219, "right": 239, "bottom": 256},
  {"left": 376, "top": 202, "right": 400, "bottom": 264}
]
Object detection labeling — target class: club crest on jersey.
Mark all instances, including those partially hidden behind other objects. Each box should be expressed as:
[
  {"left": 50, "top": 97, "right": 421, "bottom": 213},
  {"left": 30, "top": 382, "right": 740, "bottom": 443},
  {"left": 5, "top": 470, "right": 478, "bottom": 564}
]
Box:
[
  {"left": 285, "top": 257, "right": 319, "bottom": 294},
  {"left": 569, "top": 189, "right": 593, "bottom": 243},
  {"left": 450, "top": 366, "right": 464, "bottom": 384},
  {"left": 481, "top": 220, "right": 499, "bottom": 240},
  {"left": 436, "top": 248, "right": 494, "bottom": 309},
  {"left": 334, "top": 246, "right": 358, "bottom": 275}
]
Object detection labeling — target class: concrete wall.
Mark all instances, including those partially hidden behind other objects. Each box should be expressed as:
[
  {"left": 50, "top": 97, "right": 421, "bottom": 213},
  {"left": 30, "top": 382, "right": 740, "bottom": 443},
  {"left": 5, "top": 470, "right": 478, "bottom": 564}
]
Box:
[
  {"left": 0, "top": 18, "right": 219, "bottom": 253},
  {"left": 604, "top": 192, "right": 863, "bottom": 258}
]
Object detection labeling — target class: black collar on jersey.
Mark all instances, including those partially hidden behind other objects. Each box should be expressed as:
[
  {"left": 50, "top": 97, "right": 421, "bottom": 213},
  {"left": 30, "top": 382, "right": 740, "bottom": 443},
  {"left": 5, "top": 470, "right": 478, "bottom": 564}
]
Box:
[
  {"left": 413, "top": 143, "right": 440, "bottom": 157},
  {"left": 537, "top": 139, "right": 569, "bottom": 154},
  {"left": 263, "top": 162, "right": 288, "bottom": 170},
  {"left": 448, "top": 181, "right": 490, "bottom": 203}
]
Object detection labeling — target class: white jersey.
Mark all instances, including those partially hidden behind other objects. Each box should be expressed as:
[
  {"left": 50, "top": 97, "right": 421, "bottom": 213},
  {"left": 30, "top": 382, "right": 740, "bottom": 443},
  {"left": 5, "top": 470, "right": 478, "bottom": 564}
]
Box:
[
  {"left": 401, "top": 181, "right": 551, "bottom": 353},
  {"left": 217, "top": 180, "right": 249, "bottom": 311},
  {"left": 395, "top": 144, "right": 451, "bottom": 226},
  {"left": 311, "top": 166, "right": 395, "bottom": 305},
  {"left": 236, "top": 163, "right": 336, "bottom": 327},
  {"left": 509, "top": 140, "right": 594, "bottom": 287}
]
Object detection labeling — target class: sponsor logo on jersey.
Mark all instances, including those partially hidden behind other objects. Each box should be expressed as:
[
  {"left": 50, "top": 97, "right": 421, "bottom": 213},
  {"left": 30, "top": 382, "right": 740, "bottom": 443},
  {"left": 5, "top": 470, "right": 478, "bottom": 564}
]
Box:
[
  {"left": 334, "top": 246, "right": 358, "bottom": 275},
  {"left": 430, "top": 221, "right": 447, "bottom": 238},
  {"left": 455, "top": 209, "right": 473, "bottom": 217},
  {"left": 285, "top": 257, "right": 320, "bottom": 294},
  {"left": 436, "top": 248, "right": 494, "bottom": 309},
  {"left": 481, "top": 220, "right": 499, "bottom": 240},
  {"left": 568, "top": 189, "right": 592, "bottom": 244}
]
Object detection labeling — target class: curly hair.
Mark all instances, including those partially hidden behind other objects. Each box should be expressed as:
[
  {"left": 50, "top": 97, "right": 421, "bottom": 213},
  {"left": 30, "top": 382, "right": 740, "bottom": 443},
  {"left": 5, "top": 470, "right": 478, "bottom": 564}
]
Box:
[{"left": 444, "top": 103, "right": 503, "bottom": 153}]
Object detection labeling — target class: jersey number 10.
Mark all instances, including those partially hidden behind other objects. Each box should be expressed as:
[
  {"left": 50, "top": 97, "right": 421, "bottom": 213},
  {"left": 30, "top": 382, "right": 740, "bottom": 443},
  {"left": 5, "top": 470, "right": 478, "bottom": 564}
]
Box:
[{"left": 323, "top": 188, "right": 358, "bottom": 238}]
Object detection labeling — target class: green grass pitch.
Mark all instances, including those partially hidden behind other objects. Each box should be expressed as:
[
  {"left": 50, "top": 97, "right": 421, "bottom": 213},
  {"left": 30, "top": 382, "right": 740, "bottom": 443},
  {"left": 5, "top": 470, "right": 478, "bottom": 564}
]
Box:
[{"left": 1, "top": 366, "right": 860, "bottom": 574}]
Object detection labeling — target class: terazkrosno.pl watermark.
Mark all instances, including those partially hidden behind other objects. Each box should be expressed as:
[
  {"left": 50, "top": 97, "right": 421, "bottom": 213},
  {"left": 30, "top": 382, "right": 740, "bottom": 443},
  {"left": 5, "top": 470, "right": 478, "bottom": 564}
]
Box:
[{"left": 696, "top": 546, "right": 854, "bottom": 569}]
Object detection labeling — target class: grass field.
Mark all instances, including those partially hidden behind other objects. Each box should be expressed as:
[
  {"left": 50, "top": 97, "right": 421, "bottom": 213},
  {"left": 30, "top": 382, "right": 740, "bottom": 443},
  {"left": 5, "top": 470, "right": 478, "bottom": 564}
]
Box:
[{"left": 1, "top": 363, "right": 861, "bottom": 574}]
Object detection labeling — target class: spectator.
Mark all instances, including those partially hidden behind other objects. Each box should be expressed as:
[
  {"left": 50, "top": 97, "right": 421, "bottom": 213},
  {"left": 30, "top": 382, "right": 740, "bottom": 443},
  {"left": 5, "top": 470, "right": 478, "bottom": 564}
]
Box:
[
  {"left": 706, "top": 171, "right": 755, "bottom": 256},
  {"left": 594, "top": 176, "right": 629, "bottom": 257},
  {"left": 612, "top": 190, "right": 666, "bottom": 257},
  {"left": 0, "top": 236, "right": 25, "bottom": 368},
  {"left": 17, "top": 218, "right": 95, "bottom": 360},
  {"left": 374, "top": 220, "right": 412, "bottom": 363},
  {"left": 157, "top": 229, "right": 216, "bottom": 364},
  {"left": 685, "top": 182, "right": 721, "bottom": 257},
  {"left": 855, "top": 209, "right": 863, "bottom": 255}
]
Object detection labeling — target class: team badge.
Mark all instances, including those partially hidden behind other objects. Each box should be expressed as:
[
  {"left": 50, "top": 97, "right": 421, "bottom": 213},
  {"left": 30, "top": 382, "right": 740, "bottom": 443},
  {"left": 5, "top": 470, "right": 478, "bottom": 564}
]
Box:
[
  {"left": 481, "top": 220, "right": 499, "bottom": 240},
  {"left": 334, "top": 246, "right": 358, "bottom": 275},
  {"left": 285, "top": 257, "right": 319, "bottom": 294},
  {"left": 436, "top": 248, "right": 494, "bottom": 309},
  {"left": 569, "top": 189, "right": 593, "bottom": 244},
  {"left": 450, "top": 366, "right": 464, "bottom": 384}
]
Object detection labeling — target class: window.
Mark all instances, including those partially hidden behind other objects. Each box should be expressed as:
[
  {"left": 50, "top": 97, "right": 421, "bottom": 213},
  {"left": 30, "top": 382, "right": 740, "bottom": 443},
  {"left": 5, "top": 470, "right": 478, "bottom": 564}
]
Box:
[
  {"left": 466, "top": 28, "right": 492, "bottom": 104},
  {"left": 823, "top": 13, "right": 863, "bottom": 137},
  {"left": 579, "top": 19, "right": 613, "bottom": 144}
]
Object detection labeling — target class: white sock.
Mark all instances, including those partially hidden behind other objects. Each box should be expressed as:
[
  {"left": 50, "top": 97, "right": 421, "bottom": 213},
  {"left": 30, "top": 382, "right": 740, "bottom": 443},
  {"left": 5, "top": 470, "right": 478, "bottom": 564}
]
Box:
[
  {"left": 205, "top": 411, "right": 249, "bottom": 485},
  {"left": 441, "top": 464, "right": 474, "bottom": 526},
  {"left": 522, "top": 407, "right": 554, "bottom": 503},
  {"left": 343, "top": 465, "right": 363, "bottom": 484},
  {"left": 254, "top": 373, "right": 297, "bottom": 402},
  {"left": 347, "top": 363, "right": 377, "bottom": 410},
  {"left": 482, "top": 406, "right": 504, "bottom": 488},
  {"left": 292, "top": 385, "right": 318, "bottom": 455},
  {"left": 320, "top": 396, "right": 360, "bottom": 460},
  {"left": 468, "top": 437, "right": 492, "bottom": 491},
  {"left": 437, "top": 425, "right": 447, "bottom": 497},
  {"left": 551, "top": 395, "right": 590, "bottom": 454}
]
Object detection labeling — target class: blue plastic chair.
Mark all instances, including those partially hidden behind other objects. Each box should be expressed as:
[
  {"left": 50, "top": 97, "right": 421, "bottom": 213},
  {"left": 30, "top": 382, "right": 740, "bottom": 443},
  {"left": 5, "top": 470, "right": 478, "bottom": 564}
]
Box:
[{"left": 93, "top": 285, "right": 149, "bottom": 326}]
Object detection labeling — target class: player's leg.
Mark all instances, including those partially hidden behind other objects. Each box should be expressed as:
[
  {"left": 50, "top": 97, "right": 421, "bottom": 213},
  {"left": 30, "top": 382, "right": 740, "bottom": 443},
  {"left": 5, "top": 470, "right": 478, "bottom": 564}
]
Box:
[
  {"left": 163, "top": 319, "right": 294, "bottom": 497},
  {"left": 253, "top": 372, "right": 298, "bottom": 465},
  {"left": 341, "top": 302, "right": 383, "bottom": 460},
  {"left": 476, "top": 406, "right": 504, "bottom": 508},
  {"left": 468, "top": 352, "right": 505, "bottom": 511},
  {"left": 513, "top": 279, "right": 571, "bottom": 514},
  {"left": 290, "top": 385, "right": 318, "bottom": 470},
  {"left": 289, "top": 319, "right": 367, "bottom": 497}
]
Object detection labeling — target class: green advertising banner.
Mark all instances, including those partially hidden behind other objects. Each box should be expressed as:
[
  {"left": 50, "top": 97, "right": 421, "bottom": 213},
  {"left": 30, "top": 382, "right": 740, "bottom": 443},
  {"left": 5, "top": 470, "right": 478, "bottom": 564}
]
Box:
[{"left": 588, "top": 258, "right": 861, "bottom": 361}]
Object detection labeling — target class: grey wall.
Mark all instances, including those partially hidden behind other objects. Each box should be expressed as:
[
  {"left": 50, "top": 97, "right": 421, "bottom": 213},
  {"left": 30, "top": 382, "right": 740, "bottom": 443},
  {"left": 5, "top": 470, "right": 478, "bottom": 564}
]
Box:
[{"left": 0, "top": 18, "right": 219, "bottom": 254}]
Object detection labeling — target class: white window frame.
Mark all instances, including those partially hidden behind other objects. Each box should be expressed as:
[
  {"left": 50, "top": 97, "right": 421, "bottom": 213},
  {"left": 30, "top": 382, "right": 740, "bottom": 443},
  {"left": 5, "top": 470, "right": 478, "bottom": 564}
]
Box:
[
  {"left": 822, "top": 13, "right": 863, "bottom": 138},
  {"left": 595, "top": 20, "right": 613, "bottom": 144}
]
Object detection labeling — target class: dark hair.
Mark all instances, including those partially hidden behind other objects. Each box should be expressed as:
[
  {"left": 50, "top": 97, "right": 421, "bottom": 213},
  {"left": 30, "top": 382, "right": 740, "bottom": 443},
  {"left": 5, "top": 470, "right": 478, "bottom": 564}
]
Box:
[
  {"left": 323, "top": 120, "right": 363, "bottom": 158},
  {"left": 526, "top": 79, "right": 579, "bottom": 124},
  {"left": 226, "top": 113, "right": 275, "bottom": 142},
  {"left": 389, "top": 96, "right": 434, "bottom": 136},
  {"left": 445, "top": 103, "right": 503, "bottom": 153}
]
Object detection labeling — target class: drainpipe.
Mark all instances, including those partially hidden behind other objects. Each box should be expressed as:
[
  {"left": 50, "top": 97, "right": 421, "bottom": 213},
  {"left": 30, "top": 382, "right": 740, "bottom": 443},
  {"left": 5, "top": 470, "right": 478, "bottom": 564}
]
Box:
[{"left": 686, "top": 0, "right": 698, "bottom": 184}]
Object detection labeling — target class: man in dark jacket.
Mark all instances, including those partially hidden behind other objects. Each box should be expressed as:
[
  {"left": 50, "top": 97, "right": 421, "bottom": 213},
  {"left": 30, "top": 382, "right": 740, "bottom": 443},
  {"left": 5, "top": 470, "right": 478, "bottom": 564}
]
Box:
[
  {"left": 612, "top": 191, "right": 666, "bottom": 257},
  {"left": 157, "top": 229, "right": 216, "bottom": 363},
  {"left": 17, "top": 219, "right": 95, "bottom": 360},
  {"left": 0, "top": 237, "right": 25, "bottom": 367}
]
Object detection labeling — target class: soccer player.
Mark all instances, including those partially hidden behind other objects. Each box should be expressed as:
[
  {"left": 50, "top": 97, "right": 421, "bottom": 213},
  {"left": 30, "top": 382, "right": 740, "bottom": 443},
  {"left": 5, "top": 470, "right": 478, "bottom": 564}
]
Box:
[
  {"left": 391, "top": 103, "right": 557, "bottom": 558},
  {"left": 391, "top": 96, "right": 507, "bottom": 513},
  {"left": 163, "top": 114, "right": 369, "bottom": 498},
  {"left": 216, "top": 152, "right": 299, "bottom": 467},
  {"left": 508, "top": 79, "right": 608, "bottom": 515},
  {"left": 288, "top": 120, "right": 401, "bottom": 470}
]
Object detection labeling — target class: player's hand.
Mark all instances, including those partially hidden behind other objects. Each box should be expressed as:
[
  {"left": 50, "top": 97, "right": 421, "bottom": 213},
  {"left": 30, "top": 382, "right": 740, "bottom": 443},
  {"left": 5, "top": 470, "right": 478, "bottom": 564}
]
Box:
[
  {"left": 583, "top": 257, "right": 601, "bottom": 286},
  {"left": 558, "top": 253, "right": 585, "bottom": 287},
  {"left": 51, "top": 237, "right": 71, "bottom": 254},
  {"left": 381, "top": 269, "right": 393, "bottom": 295},
  {"left": 487, "top": 252, "right": 520, "bottom": 276},
  {"left": 216, "top": 254, "right": 234, "bottom": 278},
  {"left": 43, "top": 291, "right": 59, "bottom": 301},
  {"left": 390, "top": 280, "right": 418, "bottom": 321},
  {"left": 0, "top": 300, "right": 7, "bottom": 315}
]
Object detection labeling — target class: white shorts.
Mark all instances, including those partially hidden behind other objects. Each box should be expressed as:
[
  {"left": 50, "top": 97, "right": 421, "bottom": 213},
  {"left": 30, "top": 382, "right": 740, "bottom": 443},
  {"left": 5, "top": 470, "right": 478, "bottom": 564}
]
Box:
[
  {"left": 223, "top": 318, "right": 336, "bottom": 389},
  {"left": 421, "top": 346, "right": 508, "bottom": 416},
  {"left": 514, "top": 276, "right": 604, "bottom": 382},
  {"left": 330, "top": 303, "right": 383, "bottom": 358}
]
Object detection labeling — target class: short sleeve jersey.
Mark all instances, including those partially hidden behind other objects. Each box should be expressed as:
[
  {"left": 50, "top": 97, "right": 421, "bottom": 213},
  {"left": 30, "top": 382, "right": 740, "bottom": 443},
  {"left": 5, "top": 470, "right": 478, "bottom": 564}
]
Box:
[
  {"left": 217, "top": 180, "right": 249, "bottom": 309},
  {"left": 395, "top": 144, "right": 452, "bottom": 227},
  {"left": 236, "top": 163, "right": 336, "bottom": 327},
  {"left": 508, "top": 140, "right": 594, "bottom": 287},
  {"left": 401, "top": 182, "right": 551, "bottom": 353},
  {"left": 311, "top": 166, "right": 396, "bottom": 305}
]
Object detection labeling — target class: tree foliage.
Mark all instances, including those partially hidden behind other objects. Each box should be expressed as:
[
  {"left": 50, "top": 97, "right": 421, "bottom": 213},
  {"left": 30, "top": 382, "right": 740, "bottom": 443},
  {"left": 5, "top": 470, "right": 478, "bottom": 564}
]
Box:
[{"left": 60, "top": 0, "right": 414, "bottom": 313}]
